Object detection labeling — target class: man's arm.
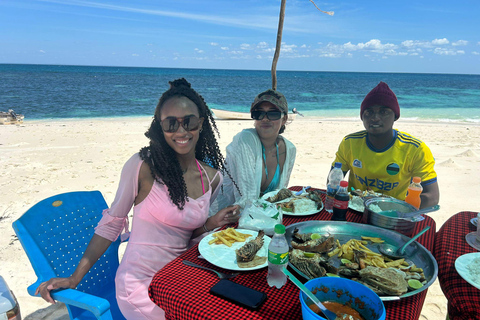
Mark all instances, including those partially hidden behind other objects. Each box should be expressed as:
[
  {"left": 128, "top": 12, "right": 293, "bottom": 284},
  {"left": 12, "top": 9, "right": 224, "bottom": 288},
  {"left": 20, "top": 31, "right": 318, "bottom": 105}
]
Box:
[{"left": 420, "top": 181, "right": 439, "bottom": 208}]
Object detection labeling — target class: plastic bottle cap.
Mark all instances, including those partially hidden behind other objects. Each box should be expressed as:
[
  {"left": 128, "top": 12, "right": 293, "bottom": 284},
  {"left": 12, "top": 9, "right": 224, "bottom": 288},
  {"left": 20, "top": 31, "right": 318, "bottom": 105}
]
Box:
[
  {"left": 339, "top": 180, "right": 348, "bottom": 187},
  {"left": 274, "top": 224, "right": 286, "bottom": 234},
  {"left": 412, "top": 177, "right": 421, "bottom": 183},
  {"left": 334, "top": 162, "right": 342, "bottom": 168}
]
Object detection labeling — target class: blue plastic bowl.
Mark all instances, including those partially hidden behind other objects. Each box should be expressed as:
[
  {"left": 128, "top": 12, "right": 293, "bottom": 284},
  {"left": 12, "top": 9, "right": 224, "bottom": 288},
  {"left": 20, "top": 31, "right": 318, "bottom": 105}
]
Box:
[{"left": 299, "top": 277, "right": 386, "bottom": 320}]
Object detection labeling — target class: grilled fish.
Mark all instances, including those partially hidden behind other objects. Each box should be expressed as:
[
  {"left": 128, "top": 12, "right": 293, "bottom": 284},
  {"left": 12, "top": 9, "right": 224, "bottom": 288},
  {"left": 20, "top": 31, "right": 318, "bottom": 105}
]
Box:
[{"left": 236, "top": 230, "right": 265, "bottom": 262}]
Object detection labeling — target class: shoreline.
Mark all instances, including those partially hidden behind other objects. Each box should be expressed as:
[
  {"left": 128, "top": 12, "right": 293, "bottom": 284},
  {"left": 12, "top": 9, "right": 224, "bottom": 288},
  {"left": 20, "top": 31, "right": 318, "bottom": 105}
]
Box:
[
  {"left": 1, "top": 117, "right": 479, "bottom": 319},
  {"left": 11, "top": 116, "right": 480, "bottom": 125}
]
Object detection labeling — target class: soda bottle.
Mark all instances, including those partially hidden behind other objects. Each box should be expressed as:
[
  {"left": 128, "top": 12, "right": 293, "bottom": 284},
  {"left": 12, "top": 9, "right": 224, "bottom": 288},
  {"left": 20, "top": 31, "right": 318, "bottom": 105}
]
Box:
[
  {"left": 267, "top": 224, "right": 289, "bottom": 288},
  {"left": 332, "top": 180, "right": 349, "bottom": 221},
  {"left": 325, "top": 162, "right": 343, "bottom": 213},
  {"left": 405, "top": 177, "right": 423, "bottom": 209}
]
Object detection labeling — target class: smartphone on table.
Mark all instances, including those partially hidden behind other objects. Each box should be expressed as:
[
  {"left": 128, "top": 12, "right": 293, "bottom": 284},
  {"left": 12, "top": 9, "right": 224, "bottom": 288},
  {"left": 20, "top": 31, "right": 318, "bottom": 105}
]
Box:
[{"left": 210, "top": 279, "right": 267, "bottom": 309}]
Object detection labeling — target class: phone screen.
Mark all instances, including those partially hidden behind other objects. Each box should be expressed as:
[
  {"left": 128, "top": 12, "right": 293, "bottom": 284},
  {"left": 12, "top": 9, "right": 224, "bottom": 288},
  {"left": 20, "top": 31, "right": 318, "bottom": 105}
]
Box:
[{"left": 210, "top": 279, "right": 267, "bottom": 309}]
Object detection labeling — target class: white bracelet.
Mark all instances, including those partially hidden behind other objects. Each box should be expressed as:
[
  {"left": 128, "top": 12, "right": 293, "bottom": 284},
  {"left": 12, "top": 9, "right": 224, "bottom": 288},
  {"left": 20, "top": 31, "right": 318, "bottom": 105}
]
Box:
[{"left": 203, "top": 223, "right": 210, "bottom": 233}]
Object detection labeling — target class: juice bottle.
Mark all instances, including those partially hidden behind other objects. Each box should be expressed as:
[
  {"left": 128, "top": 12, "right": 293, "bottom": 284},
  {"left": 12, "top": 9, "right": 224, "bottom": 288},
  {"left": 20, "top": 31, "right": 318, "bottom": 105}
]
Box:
[{"left": 405, "top": 177, "right": 422, "bottom": 209}]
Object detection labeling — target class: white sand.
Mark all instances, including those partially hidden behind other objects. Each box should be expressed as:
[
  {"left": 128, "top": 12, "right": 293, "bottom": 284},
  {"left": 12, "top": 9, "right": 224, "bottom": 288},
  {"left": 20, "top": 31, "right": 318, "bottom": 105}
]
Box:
[{"left": 1, "top": 117, "right": 479, "bottom": 319}]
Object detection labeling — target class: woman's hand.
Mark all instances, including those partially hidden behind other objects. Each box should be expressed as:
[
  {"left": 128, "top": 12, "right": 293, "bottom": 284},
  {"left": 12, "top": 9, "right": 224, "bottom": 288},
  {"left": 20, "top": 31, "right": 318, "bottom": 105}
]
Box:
[
  {"left": 35, "top": 276, "right": 78, "bottom": 304},
  {"left": 208, "top": 205, "right": 240, "bottom": 230}
]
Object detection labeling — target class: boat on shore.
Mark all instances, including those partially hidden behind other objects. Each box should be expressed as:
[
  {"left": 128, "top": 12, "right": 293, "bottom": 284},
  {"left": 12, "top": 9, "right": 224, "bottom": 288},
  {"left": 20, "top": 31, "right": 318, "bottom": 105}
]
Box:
[
  {"left": 211, "top": 108, "right": 297, "bottom": 121},
  {"left": 0, "top": 109, "right": 24, "bottom": 125}
]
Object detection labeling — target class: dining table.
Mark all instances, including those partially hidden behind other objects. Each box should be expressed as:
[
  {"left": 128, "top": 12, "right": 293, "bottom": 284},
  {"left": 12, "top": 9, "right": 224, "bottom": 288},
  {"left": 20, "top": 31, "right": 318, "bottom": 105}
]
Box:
[
  {"left": 433, "top": 211, "right": 480, "bottom": 320},
  {"left": 149, "top": 186, "right": 437, "bottom": 320}
]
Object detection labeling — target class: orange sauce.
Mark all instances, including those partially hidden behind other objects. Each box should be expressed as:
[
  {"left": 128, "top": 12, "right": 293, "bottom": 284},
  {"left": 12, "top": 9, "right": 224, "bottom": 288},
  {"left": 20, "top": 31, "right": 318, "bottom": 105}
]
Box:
[{"left": 308, "top": 301, "right": 365, "bottom": 320}]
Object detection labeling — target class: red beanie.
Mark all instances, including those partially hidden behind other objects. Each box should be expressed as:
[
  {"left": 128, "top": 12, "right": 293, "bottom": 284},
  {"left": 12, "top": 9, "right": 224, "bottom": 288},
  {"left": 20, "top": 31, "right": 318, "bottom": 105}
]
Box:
[{"left": 360, "top": 82, "right": 400, "bottom": 120}]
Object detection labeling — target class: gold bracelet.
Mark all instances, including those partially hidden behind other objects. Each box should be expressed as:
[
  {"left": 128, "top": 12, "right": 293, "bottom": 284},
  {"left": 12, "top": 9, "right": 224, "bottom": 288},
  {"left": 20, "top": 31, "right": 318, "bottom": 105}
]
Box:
[{"left": 203, "top": 223, "right": 210, "bottom": 233}]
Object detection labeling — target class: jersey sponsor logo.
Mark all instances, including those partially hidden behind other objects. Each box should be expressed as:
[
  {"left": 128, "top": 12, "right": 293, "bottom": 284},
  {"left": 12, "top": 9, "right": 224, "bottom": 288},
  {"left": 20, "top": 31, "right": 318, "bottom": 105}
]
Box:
[
  {"left": 353, "top": 159, "right": 362, "bottom": 168},
  {"left": 354, "top": 174, "right": 399, "bottom": 191},
  {"left": 386, "top": 163, "right": 400, "bottom": 176}
]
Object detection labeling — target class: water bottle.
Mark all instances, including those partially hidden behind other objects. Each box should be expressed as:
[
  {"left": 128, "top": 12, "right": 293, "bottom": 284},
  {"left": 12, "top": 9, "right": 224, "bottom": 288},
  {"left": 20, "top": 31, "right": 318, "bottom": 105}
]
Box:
[
  {"left": 332, "top": 180, "right": 349, "bottom": 221},
  {"left": 405, "top": 177, "right": 423, "bottom": 209},
  {"left": 267, "top": 224, "right": 289, "bottom": 288},
  {"left": 325, "top": 162, "right": 343, "bottom": 213}
]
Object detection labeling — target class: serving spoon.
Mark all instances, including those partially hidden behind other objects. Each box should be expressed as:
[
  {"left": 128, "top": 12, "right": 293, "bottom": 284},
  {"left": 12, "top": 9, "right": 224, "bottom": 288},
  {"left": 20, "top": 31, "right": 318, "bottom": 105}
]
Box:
[
  {"left": 283, "top": 268, "right": 339, "bottom": 320},
  {"left": 378, "top": 226, "right": 430, "bottom": 259},
  {"left": 379, "top": 205, "right": 440, "bottom": 222}
]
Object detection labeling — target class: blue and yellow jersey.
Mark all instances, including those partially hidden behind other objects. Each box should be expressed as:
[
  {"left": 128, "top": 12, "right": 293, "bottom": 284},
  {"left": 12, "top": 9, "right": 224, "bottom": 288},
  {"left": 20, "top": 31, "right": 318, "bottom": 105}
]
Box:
[{"left": 333, "top": 129, "right": 437, "bottom": 200}]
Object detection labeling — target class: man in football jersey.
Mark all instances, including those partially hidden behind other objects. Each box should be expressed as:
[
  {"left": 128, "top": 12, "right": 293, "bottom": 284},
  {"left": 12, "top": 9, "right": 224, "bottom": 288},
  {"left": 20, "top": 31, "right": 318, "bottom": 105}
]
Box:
[{"left": 331, "top": 81, "right": 439, "bottom": 208}]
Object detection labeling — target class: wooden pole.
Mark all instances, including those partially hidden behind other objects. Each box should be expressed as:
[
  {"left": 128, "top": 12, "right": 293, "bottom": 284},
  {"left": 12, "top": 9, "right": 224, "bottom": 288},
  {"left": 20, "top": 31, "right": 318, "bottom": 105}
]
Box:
[{"left": 271, "top": 0, "right": 286, "bottom": 91}]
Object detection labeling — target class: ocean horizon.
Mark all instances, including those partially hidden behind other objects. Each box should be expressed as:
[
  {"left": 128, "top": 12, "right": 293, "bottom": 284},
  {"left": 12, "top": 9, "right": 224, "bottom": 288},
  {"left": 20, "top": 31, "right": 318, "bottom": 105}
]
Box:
[{"left": 1, "top": 63, "right": 479, "bottom": 123}]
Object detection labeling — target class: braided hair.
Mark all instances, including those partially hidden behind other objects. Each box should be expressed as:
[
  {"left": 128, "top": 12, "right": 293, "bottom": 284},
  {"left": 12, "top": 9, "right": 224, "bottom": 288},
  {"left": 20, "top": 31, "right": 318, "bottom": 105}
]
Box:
[{"left": 139, "top": 78, "right": 235, "bottom": 210}]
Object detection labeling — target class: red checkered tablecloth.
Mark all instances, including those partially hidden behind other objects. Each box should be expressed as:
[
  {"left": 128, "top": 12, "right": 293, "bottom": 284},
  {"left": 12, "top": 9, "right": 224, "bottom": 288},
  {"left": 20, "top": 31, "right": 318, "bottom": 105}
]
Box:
[
  {"left": 149, "top": 187, "right": 436, "bottom": 320},
  {"left": 433, "top": 211, "right": 480, "bottom": 320}
]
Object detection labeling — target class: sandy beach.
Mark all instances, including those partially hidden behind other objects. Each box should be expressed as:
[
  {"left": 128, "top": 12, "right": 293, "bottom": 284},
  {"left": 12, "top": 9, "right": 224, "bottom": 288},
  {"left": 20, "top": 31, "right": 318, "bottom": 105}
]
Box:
[{"left": 1, "top": 117, "right": 479, "bottom": 319}]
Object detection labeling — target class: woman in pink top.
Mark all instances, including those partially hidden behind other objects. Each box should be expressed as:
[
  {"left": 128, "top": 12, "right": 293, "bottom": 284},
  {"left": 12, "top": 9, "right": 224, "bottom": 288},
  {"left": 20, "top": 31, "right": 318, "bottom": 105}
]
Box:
[{"left": 35, "top": 78, "right": 240, "bottom": 319}]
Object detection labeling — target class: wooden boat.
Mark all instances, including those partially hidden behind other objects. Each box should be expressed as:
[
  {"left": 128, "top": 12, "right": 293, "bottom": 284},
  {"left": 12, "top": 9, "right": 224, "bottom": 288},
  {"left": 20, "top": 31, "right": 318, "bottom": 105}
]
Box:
[
  {"left": 0, "top": 109, "right": 24, "bottom": 125},
  {"left": 211, "top": 108, "right": 297, "bottom": 121}
]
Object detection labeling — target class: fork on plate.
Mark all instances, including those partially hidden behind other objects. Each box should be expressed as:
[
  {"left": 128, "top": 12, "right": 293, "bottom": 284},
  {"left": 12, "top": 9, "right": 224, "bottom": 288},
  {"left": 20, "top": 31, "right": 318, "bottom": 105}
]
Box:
[{"left": 182, "top": 260, "right": 239, "bottom": 279}]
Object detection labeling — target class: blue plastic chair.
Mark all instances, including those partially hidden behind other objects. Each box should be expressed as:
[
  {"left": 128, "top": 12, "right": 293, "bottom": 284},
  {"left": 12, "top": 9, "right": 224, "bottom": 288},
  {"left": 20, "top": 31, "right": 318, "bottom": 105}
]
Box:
[{"left": 12, "top": 191, "right": 126, "bottom": 320}]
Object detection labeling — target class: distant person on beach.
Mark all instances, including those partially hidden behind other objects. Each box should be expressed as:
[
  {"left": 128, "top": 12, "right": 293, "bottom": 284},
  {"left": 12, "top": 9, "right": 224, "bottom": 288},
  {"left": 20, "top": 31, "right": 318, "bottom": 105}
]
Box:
[
  {"left": 331, "top": 81, "right": 439, "bottom": 208},
  {"left": 35, "top": 78, "right": 239, "bottom": 319},
  {"left": 211, "top": 89, "right": 296, "bottom": 212}
]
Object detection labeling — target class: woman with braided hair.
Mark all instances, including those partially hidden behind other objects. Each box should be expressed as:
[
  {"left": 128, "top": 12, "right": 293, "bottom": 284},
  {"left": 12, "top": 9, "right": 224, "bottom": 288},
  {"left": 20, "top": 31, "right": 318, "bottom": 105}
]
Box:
[{"left": 36, "top": 78, "right": 239, "bottom": 319}]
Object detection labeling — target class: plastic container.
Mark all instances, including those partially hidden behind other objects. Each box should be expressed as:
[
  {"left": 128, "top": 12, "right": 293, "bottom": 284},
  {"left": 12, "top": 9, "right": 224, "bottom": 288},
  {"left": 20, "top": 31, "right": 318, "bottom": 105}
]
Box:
[
  {"left": 332, "top": 180, "right": 349, "bottom": 221},
  {"left": 299, "top": 277, "right": 385, "bottom": 320},
  {"left": 405, "top": 177, "right": 422, "bottom": 209},
  {"left": 267, "top": 224, "right": 289, "bottom": 288},
  {"left": 325, "top": 162, "right": 343, "bottom": 213}
]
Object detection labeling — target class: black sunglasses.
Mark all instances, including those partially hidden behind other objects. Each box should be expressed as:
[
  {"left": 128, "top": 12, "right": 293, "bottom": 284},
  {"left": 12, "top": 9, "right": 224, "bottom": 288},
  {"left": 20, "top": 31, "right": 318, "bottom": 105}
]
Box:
[
  {"left": 160, "top": 115, "right": 203, "bottom": 133},
  {"left": 251, "top": 110, "right": 283, "bottom": 121}
]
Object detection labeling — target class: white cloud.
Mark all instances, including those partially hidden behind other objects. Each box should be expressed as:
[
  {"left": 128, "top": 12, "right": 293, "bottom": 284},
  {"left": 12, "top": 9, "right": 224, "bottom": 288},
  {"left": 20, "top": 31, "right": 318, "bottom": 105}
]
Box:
[
  {"left": 433, "top": 48, "right": 464, "bottom": 55},
  {"left": 220, "top": 47, "right": 229, "bottom": 50},
  {"left": 452, "top": 40, "right": 468, "bottom": 46},
  {"left": 432, "top": 38, "right": 449, "bottom": 45},
  {"left": 132, "top": 53, "right": 139, "bottom": 56},
  {"left": 301, "top": 44, "right": 307, "bottom": 48},
  {"left": 472, "top": 51, "right": 479, "bottom": 55},
  {"left": 257, "top": 42, "right": 268, "bottom": 48},
  {"left": 240, "top": 43, "right": 251, "bottom": 50},
  {"left": 401, "top": 40, "right": 432, "bottom": 48},
  {"left": 281, "top": 43, "right": 297, "bottom": 53},
  {"left": 39, "top": 50, "right": 46, "bottom": 54},
  {"left": 194, "top": 48, "right": 204, "bottom": 53},
  {"left": 210, "top": 42, "right": 218, "bottom": 46}
]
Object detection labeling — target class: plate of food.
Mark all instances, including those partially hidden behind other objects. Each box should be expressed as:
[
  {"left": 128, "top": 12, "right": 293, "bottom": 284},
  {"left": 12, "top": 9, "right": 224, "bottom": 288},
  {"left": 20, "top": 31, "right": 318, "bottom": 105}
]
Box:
[
  {"left": 198, "top": 228, "right": 271, "bottom": 271},
  {"left": 348, "top": 189, "right": 393, "bottom": 212},
  {"left": 262, "top": 188, "right": 323, "bottom": 216},
  {"left": 284, "top": 220, "right": 438, "bottom": 301},
  {"left": 455, "top": 252, "right": 480, "bottom": 290}
]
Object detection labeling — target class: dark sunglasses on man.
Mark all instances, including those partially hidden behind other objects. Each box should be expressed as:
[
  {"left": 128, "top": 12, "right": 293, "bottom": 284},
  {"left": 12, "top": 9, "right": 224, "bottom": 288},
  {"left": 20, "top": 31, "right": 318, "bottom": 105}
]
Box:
[
  {"left": 251, "top": 110, "right": 283, "bottom": 121},
  {"left": 160, "top": 115, "right": 203, "bottom": 133}
]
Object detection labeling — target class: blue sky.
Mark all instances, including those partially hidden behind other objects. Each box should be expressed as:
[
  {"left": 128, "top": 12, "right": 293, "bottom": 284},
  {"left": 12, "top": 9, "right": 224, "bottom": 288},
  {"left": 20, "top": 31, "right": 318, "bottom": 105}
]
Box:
[{"left": 1, "top": 0, "right": 479, "bottom": 74}]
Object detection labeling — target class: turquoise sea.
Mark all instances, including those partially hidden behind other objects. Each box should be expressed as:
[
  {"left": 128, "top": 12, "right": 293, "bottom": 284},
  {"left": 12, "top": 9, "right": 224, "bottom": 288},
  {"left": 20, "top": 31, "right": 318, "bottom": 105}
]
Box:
[{"left": 1, "top": 64, "right": 479, "bottom": 122}]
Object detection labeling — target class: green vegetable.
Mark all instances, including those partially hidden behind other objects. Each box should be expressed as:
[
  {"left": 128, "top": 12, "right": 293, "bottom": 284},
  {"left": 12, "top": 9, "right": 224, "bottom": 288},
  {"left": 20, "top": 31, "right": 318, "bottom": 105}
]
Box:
[
  {"left": 326, "top": 273, "right": 340, "bottom": 277},
  {"left": 310, "top": 233, "right": 322, "bottom": 240},
  {"left": 408, "top": 279, "right": 423, "bottom": 290}
]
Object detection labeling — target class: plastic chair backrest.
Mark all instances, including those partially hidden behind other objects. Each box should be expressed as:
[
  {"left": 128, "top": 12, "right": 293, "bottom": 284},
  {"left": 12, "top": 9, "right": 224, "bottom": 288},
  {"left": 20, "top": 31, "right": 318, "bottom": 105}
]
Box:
[{"left": 13, "top": 191, "right": 125, "bottom": 320}]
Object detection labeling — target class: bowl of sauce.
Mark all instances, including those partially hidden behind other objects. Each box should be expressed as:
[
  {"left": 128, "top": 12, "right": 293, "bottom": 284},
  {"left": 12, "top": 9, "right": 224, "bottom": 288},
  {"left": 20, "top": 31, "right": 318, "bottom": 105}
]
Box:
[{"left": 299, "top": 277, "right": 385, "bottom": 320}]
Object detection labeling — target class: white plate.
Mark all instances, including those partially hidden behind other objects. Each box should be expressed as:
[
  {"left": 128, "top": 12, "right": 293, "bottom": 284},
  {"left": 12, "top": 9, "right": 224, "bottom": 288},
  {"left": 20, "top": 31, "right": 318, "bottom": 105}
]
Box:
[
  {"left": 262, "top": 190, "right": 323, "bottom": 216},
  {"left": 198, "top": 229, "right": 271, "bottom": 271},
  {"left": 471, "top": 217, "right": 478, "bottom": 227},
  {"left": 455, "top": 252, "right": 480, "bottom": 290}
]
